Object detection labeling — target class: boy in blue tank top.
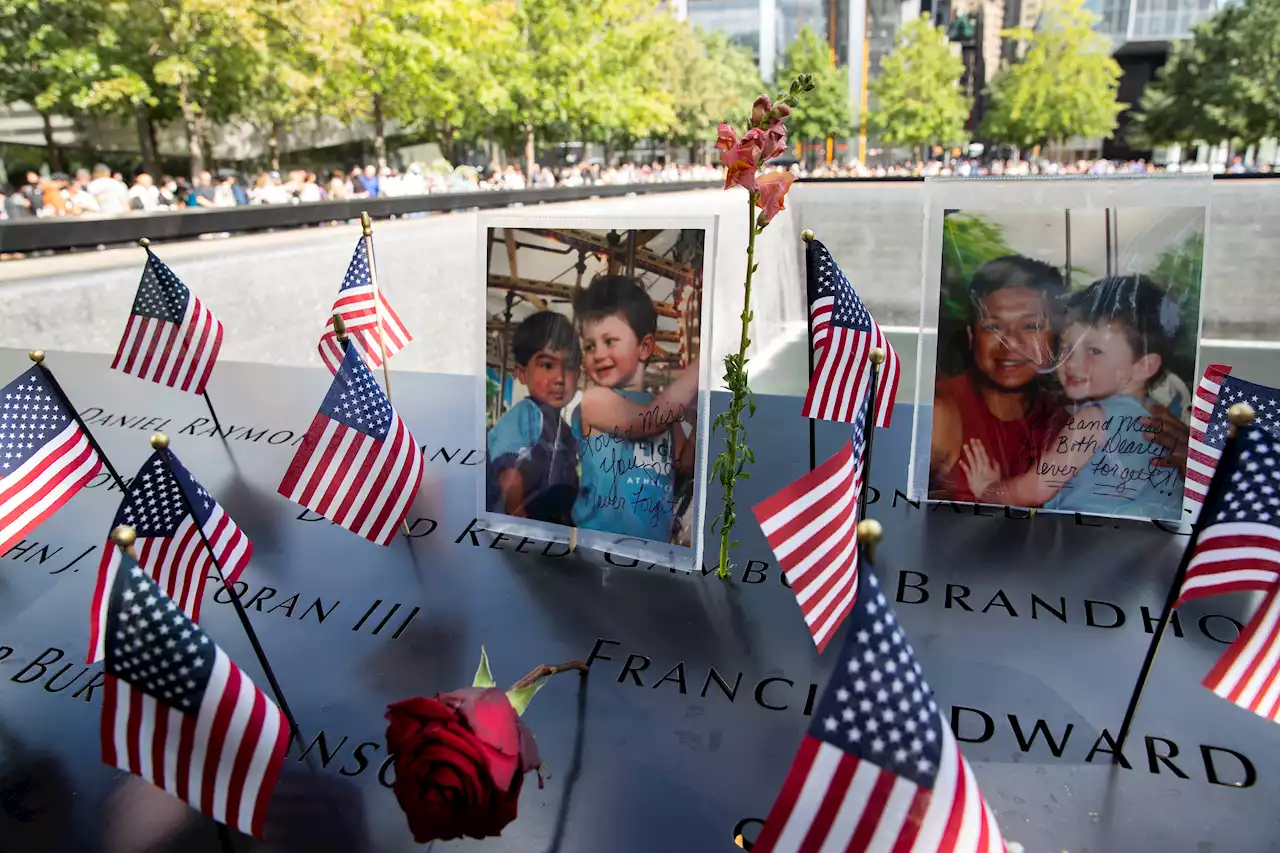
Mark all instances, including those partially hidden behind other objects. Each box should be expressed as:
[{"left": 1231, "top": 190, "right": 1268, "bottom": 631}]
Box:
[
  {"left": 959, "top": 274, "right": 1185, "bottom": 520},
  {"left": 487, "top": 311, "right": 581, "bottom": 525},
  {"left": 568, "top": 275, "right": 700, "bottom": 541}
]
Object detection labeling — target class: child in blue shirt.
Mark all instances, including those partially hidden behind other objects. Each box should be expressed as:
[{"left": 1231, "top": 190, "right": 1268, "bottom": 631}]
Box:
[
  {"left": 959, "top": 274, "right": 1185, "bottom": 520},
  {"left": 487, "top": 311, "right": 582, "bottom": 525},
  {"left": 568, "top": 275, "right": 700, "bottom": 541}
]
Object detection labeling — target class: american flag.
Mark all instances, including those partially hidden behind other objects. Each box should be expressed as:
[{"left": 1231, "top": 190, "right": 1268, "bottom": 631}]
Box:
[
  {"left": 754, "top": 394, "right": 869, "bottom": 652},
  {"left": 0, "top": 365, "right": 102, "bottom": 555},
  {"left": 1179, "top": 423, "right": 1280, "bottom": 606},
  {"left": 1203, "top": 581, "right": 1280, "bottom": 724},
  {"left": 100, "top": 551, "right": 288, "bottom": 837},
  {"left": 88, "top": 450, "right": 252, "bottom": 663},
  {"left": 802, "top": 239, "right": 900, "bottom": 428},
  {"left": 754, "top": 568, "right": 1006, "bottom": 853},
  {"left": 318, "top": 239, "right": 412, "bottom": 374},
  {"left": 1184, "top": 364, "right": 1233, "bottom": 519},
  {"left": 112, "top": 250, "right": 223, "bottom": 394},
  {"left": 278, "top": 345, "right": 423, "bottom": 544}
]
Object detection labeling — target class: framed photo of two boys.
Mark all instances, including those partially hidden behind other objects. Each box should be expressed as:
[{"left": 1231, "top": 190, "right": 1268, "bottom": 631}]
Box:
[
  {"left": 478, "top": 217, "right": 716, "bottom": 567},
  {"left": 925, "top": 204, "right": 1207, "bottom": 523}
]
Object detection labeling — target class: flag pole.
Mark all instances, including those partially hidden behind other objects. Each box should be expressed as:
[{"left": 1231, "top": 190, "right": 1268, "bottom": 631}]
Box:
[
  {"left": 860, "top": 349, "right": 885, "bottom": 521},
  {"left": 28, "top": 350, "right": 128, "bottom": 492},
  {"left": 138, "top": 238, "right": 224, "bottom": 434},
  {"left": 332, "top": 313, "right": 412, "bottom": 538},
  {"left": 134, "top": 434, "right": 303, "bottom": 743},
  {"left": 802, "top": 229, "right": 816, "bottom": 472},
  {"left": 360, "top": 211, "right": 394, "bottom": 400},
  {"left": 856, "top": 517, "right": 882, "bottom": 564},
  {"left": 1112, "top": 402, "right": 1255, "bottom": 757}
]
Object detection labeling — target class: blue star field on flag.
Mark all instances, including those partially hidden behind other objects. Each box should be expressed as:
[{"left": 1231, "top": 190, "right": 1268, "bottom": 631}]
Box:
[{"left": 320, "top": 347, "right": 393, "bottom": 439}]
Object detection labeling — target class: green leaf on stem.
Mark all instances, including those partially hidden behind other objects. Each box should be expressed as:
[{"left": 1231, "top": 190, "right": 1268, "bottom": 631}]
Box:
[
  {"left": 473, "top": 646, "right": 496, "bottom": 689},
  {"left": 506, "top": 679, "right": 547, "bottom": 716}
]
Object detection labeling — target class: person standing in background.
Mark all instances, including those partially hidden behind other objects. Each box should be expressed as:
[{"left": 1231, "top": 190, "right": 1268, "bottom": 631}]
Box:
[
  {"left": 363, "top": 164, "right": 380, "bottom": 198},
  {"left": 87, "top": 164, "right": 129, "bottom": 214}
]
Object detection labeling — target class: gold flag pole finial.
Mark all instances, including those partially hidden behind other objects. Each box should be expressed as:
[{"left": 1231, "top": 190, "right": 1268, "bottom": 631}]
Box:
[
  {"left": 801, "top": 229, "right": 815, "bottom": 243},
  {"left": 138, "top": 237, "right": 151, "bottom": 249},
  {"left": 360, "top": 211, "right": 372, "bottom": 238},
  {"left": 111, "top": 524, "right": 138, "bottom": 558},
  {"left": 28, "top": 349, "right": 44, "bottom": 364},
  {"left": 869, "top": 348, "right": 886, "bottom": 366},
  {"left": 1228, "top": 402, "right": 1256, "bottom": 437},
  {"left": 857, "top": 518, "right": 883, "bottom": 562},
  {"left": 332, "top": 312, "right": 349, "bottom": 344},
  {"left": 150, "top": 432, "right": 170, "bottom": 451}
]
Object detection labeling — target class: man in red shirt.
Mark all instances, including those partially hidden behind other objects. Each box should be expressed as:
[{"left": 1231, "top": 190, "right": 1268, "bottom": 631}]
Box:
[{"left": 929, "top": 256, "right": 1187, "bottom": 504}]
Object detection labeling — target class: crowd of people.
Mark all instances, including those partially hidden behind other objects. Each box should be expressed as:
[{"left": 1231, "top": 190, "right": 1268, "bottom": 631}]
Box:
[
  {"left": 0, "top": 161, "right": 726, "bottom": 221},
  {"left": 1, "top": 156, "right": 1269, "bottom": 222}
]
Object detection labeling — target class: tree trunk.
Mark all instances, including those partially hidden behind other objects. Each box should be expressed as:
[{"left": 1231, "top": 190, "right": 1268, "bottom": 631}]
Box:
[
  {"left": 39, "top": 111, "right": 61, "bottom": 172},
  {"left": 524, "top": 125, "right": 536, "bottom": 178},
  {"left": 134, "top": 105, "right": 160, "bottom": 177},
  {"left": 372, "top": 93, "right": 387, "bottom": 167},
  {"left": 487, "top": 129, "right": 501, "bottom": 172},
  {"left": 268, "top": 119, "right": 284, "bottom": 172},
  {"left": 177, "top": 79, "right": 204, "bottom": 178},
  {"left": 441, "top": 123, "right": 455, "bottom": 167}
]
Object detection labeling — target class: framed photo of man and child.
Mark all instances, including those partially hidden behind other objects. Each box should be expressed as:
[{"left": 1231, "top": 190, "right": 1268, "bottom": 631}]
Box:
[
  {"left": 913, "top": 194, "right": 1208, "bottom": 524},
  {"left": 477, "top": 218, "right": 716, "bottom": 570}
]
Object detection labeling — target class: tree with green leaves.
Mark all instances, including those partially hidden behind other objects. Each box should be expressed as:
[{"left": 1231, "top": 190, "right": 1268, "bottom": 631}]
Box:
[
  {"left": 775, "top": 26, "right": 853, "bottom": 162},
  {"left": 663, "top": 28, "right": 763, "bottom": 162},
  {"left": 0, "top": 0, "right": 103, "bottom": 171},
  {"left": 36, "top": 0, "right": 267, "bottom": 177},
  {"left": 1133, "top": 0, "right": 1280, "bottom": 149},
  {"left": 982, "top": 0, "right": 1124, "bottom": 150},
  {"left": 867, "top": 14, "right": 969, "bottom": 158},
  {"left": 316, "top": 0, "right": 482, "bottom": 167}
]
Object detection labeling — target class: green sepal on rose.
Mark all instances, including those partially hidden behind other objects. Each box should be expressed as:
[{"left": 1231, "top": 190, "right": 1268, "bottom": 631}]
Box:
[{"left": 472, "top": 646, "right": 556, "bottom": 716}]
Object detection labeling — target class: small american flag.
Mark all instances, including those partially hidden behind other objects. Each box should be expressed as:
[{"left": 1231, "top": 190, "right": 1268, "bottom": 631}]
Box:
[
  {"left": 802, "top": 239, "right": 900, "bottom": 428},
  {"left": 100, "top": 551, "right": 288, "bottom": 837},
  {"left": 754, "top": 568, "right": 1006, "bottom": 853},
  {"left": 1204, "top": 582, "right": 1280, "bottom": 723},
  {"left": 0, "top": 365, "right": 102, "bottom": 554},
  {"left": 112, "top": 250, "right": 223, "bottom": 394},
  {"left": 1184, "top": 364, "right": 1233, "bottom": 518},
  {"left": 88, "top": 450, "right": 252, "bottom": 663},
  {"left": 754, "top": 394, "right": 869, "bottom": 652},
  {"left": 1184, "top": 367, "right": 1280, "bottom": 522},
  {"left": 1179, "top": 423, "right": 1280, "bottom": 606},
  {"left": 318, "top": 239, "right": 412, "bottom": 374},
  {"left": 278, "top": 345, "right": 423, "bottom": 544}
]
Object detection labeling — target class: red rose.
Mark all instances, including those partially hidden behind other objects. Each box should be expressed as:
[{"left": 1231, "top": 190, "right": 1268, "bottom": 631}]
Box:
[{"left": 385, "top": 687, "right": 541, "bottom": 843}]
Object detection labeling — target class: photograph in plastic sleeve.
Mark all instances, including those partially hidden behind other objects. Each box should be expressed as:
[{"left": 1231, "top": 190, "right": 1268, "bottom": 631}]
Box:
[
  {"left": 484, "top": 226, "right": 704, "bottom": 546},
  {"left": 927, "top": 206, "right": 1206, "bottom": 522}
]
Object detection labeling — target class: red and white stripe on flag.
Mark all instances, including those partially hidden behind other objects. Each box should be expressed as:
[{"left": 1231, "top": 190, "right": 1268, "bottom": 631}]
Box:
[
  {"left": 112, "top": 294, "right": 223, "bottom": 395},
  {"left": 1179, "top": 522, "right": 1280, "bottom": 607},
  {"left": 1183, "top": 363, "right": 1233, "bottom": 522},
  {"left": 802, "top": 312, "right": 901, "bottom": 429},
  {"left": 753, "top": 441, "right": 863, "bottom": 653},
  {"left": 278, "top": 411, "right": 422, "bottom": 545},
  {"left": 753, "top": 726, "right": 1006, "bottom": 853},
  {"left": 101, "top": 647, "right": 289, "bottom": 837},
  {"left": 1203, "top": 582, "right": 1280, "bottom": 724},
  {"left": 0, "top": 421, "right": 100, "bottom": 555},
  {"left": 319, "top": 289, "right": 411, "bottom": 374},
  {"left": 87, "top": 509, "right": 252, "bottom": 664}
]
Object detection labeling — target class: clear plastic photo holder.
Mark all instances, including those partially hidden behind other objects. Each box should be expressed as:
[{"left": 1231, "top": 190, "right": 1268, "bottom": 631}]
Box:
[
  {"left": 906, "top": 175, "right": 1213, "bottom": 523},
  {"left": 473, "top": 214, "right": 719, "bottom": 573}
]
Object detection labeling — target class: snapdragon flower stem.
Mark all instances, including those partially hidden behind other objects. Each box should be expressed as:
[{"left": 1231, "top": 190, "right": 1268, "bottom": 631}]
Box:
[{"left": 715, "top": 192, "right": 759, "bottom": 580}]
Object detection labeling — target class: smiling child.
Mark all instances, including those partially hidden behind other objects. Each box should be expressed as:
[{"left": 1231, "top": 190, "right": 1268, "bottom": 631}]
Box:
[{"left": 959, "top": 274, "right": 1185, "bottom": 519}]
